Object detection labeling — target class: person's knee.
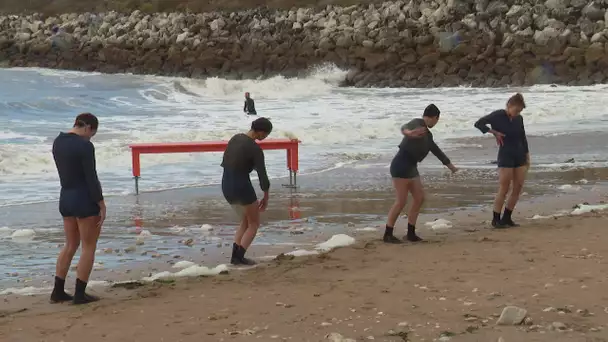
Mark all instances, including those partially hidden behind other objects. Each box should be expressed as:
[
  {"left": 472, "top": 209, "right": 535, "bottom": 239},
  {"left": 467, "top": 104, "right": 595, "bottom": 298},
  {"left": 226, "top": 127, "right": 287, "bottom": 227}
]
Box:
[
  {"left": 412, "top": 193, "right": 425, "bottom": 207},
  {"left": 512, "top": 181, "right": 524, "bottom": 192},
  {"left": 65, "top": 242, "right": 80, "bottom": 255}
]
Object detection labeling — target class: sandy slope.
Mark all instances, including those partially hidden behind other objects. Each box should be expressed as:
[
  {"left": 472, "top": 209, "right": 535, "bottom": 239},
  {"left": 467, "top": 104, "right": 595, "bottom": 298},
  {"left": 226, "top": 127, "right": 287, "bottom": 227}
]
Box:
[{"left": 1, "top": 211, "right": 607, "bottom": 342}]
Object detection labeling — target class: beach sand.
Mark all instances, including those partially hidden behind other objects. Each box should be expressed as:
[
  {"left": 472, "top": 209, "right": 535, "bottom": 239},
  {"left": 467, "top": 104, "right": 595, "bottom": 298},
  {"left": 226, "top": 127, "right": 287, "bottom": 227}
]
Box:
[{"left": 1, "top": 206, "right": 608, "bottom": 342}]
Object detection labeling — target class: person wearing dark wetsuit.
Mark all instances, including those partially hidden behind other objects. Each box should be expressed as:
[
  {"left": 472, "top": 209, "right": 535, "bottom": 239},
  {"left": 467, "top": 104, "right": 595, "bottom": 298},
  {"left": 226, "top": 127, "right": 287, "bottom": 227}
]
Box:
[
  {"left": 474, "top": 93, "right": 529, "bottom": 228},
  {"left": 384, "top": 104, "right": 458, "bottom": 244},
  {"left": 244, "top": 92, "right": 257, "bottom": 115},
  {"left": 51, "top": 113, "right": 106, "bottom": 305},
  {"left": 221, "top": 117, "right": 273, "bottom": 265}
]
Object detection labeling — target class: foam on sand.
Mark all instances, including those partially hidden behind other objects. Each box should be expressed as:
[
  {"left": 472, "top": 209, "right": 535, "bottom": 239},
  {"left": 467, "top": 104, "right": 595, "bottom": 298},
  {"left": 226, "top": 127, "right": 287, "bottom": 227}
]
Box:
[
  {"left": 0, "top": 280, "right": 108, "bottom": 296},
  {"left": 424, "top": 219, "right": 453, "bottom": 230},
  {"left": 355, "top": 227, "right": 378, "bottom": 232},
  {"left": 571, "top": 204, "right": 608, "bottom": 216},
  {"left": 279, "top": 234, "right": 357, "bottom": 257},
  {"left": 286, "top": 249, "right": 320, "bottom": 257},
  {"left": 172, "top": 260, "right": 197, "bottom": 269},
  {"left": 558, "top": 184, "right": 581, "bottom": 192},
  {"left": 142, "top": 264, "right": 229, "bottom": 282},
  {"left": 315, "top": 234, "right": 356, "bottom": 252}
]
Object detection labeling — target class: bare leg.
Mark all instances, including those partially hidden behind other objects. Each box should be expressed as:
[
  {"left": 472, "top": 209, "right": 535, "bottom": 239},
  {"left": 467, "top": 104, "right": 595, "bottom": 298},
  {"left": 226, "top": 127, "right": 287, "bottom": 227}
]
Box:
[
  {"left": 503, "top": 166, "right": 527, "bottom": 226},
  {"left": 234, "top": 216, "right": 248, "bottom": 245},
  {"left": 406, "top": 177, "right": 425, "bottom": 242},
  {"left": 73, "top": 216, "right": 101, "bottom": 305},
  {"left": 384, "top": 178, "right": 411, "bottom": 243},
  {"left": 236, "top": 203, "right": 260, "bottom": 265},
  {"left": 50, "top": 218, "right": 80, "bottom": 303},
  {"left": 492, "top": 168, "right": 514, "bottom": 228},
  {"left": 231, "top": 216, "right": 248, "bottom": 265}
]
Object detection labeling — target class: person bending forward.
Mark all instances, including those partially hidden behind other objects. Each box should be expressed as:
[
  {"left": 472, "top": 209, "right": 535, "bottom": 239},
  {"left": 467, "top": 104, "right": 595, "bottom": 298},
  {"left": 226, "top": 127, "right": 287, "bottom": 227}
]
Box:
[
  {"left": 474, "top": 93, "right": 529, "bottom": 228},
  {"left": 384, "top": 104, "right": 458, "bottom": 244},
  {"left": 51, "top": 113, "right": 106, "bottom": 305},
  {"left": 221, "top": 117, "right": 273, "bottom": 265}
]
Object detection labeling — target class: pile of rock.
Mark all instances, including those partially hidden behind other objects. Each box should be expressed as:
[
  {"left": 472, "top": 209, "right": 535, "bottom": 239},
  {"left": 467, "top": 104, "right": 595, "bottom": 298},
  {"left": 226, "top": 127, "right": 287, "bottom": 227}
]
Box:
[{"left": 1, "top": 0, "right": 608, "bottom": 87}]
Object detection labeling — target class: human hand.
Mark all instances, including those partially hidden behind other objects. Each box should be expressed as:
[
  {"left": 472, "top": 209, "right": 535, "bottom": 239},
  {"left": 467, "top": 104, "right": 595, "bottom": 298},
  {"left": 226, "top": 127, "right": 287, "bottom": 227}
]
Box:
[
  {"left": 98, "top": 201, "right": 106, "bottom": 229},
  {"left": 447, "top": 163, "right": 458, "bottom": 173},
  {"left": 490, "top": 130, "right": 505, "bottom": 146},
  {"left": 258, "top": 193, "right": 269, "bottom": 212}
]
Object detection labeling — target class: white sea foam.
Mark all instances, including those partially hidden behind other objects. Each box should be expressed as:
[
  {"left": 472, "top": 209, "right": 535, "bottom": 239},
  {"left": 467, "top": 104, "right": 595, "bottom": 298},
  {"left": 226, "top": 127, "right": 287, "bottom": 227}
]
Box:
[
  {"left": 424, "top": 219, "right": 453, "bottom": 230},
  {"left": 172, "top": 260, "right": 197, "bottom": 269},
  {"left": 2, "top": 67, "right": 608, "bottom": 206},
  {"left": 356, "top": 227, "right": 378, "bottom": 232},
  {"left": 315, "top": 234, "right": 356, "bottom": 252},
  {"left": 143, "top": 264, "right": 229, "bottom": 281},
  {"left": 571, "top": 204, "right": 608, "bottom": 216},
  {"left": 10, "top": 229, "right": 36, "bottom": 240},
  {"left": 558, "top": 184, "right": 581, "bottom": 192}
]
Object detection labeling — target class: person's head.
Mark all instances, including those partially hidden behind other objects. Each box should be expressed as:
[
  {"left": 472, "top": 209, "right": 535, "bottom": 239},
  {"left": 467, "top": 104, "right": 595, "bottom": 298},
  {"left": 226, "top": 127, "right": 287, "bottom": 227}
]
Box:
[
  {"left": 72, "top": 113, "right": 98, "bottom": 140},
  {"left": 250, "top": 117, "right": 273, "bottom": 140},
  {"left": 422, "top": 104, "right": 441, "bottom": 128},
  {"left": 506, "top": 93, "right": 526, "bottom": 117},
  {"left": 245, "top": 92, "right": 250, "bottom": 99}
]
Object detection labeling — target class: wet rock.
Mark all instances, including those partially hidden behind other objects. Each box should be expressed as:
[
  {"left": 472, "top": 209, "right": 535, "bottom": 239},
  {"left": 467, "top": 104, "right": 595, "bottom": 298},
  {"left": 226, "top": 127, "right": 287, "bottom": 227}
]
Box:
[
  {"left": 496, "top": 306, "right": 527, "bottom": 325},
  {"left": 326, "top": 332, "right": 356, "bottom": 342}
]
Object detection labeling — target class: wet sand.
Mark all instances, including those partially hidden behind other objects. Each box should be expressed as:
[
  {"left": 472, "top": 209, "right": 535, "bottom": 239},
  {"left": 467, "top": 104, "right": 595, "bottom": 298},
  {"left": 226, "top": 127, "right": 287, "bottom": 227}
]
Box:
[
  {"left": 1, "top": 202, "right": 608, "bottom": 341},
  {"left": 1, "top": 159, "right": 607, "bottom": 290}
]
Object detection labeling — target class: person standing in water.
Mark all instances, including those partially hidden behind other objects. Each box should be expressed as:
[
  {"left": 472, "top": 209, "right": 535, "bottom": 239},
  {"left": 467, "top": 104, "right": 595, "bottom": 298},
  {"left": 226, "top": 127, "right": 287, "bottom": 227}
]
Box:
[
  {"left": 221, "top": 117, "right": 273, "bottom": 265},
  {"left": 384, "top": 104, "right": 458, "bottom": 244},
  {"left": 51, "top": 113, "right": 105, "bottom": 305},
  {"left": 243, "top": 92, "right": 257, "bottom": 115},
  {"left": 474, "top": 93, "right": 529, "bottom": 228}
]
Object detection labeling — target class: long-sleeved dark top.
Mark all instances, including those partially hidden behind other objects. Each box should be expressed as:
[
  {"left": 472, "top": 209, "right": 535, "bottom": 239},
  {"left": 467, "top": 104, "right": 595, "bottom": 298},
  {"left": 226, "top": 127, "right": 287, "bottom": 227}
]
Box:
[
  {"left": 221, "top": 133, "right": 270, "bottom": 192},
  {"left": 244, "top": 98, "right": 257, "bottom": 114},
  {"left": 52, "top": 132, "right": 104, "bottom": 203},
  {"left": 474, "top": 109, "right": 529, "bottom": 157},
  {"left": 396, "top": 118, "right": 451, "bottom": 165}
]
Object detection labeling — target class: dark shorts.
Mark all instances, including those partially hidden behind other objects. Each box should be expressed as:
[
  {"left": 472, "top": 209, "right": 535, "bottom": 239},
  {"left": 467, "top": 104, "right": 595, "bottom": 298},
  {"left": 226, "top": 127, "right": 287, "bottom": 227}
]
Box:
[
  {"left": 390, "top": 155, "right": 419, "bottom": 179},
  {"left": 59, "top": 188, "right": 100, "bottom": 218},
  {"left": 221, "top": 168, "right": 257, "bottom": 207},
  {"left": 497, "top": 153, "right": 527, "bottom": 168}
]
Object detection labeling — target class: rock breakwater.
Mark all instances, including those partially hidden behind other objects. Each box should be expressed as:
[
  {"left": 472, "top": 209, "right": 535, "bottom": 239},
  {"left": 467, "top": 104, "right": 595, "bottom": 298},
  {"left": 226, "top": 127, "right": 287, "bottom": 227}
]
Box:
[{"left": 2, "top": 1, "right": 608, "bottom": 87}]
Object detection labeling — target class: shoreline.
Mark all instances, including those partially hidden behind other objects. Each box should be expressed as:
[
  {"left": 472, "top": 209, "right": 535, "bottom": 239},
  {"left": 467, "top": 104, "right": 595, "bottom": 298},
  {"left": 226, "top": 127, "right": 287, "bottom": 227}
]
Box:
[
  {"left": 2, "top": 209, "right": 607, "bottom": 341},
  {"left": 1, "top": 2, "right": 608, "bottom": 87},
  {"left": 2, "top": 180, "right": 606, "bottom": 293}
]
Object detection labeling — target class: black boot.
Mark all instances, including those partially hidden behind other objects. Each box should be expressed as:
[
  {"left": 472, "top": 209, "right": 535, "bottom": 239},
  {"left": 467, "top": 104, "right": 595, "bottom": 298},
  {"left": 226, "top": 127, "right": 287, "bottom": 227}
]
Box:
[
  {"left": 491, "top": 211, "right": 507, "bottom": 229},
  {"left": 50, "top": 276, "right": 73, "bottom": 304},
  {"left": 500, "top": 208, "right": 519, "bottom": 227},
  {"left": 238, "top": 246, "right": 256, "bottom": 266},
  {"left": 405, "top": 223, "right": 423, "bottom": 242},
  {"left": 73, "top": 278, "right": 100, "bottom": 305},
  {"left": 383, "top": 226, "right": 402, "bottom": 244},
  {"left": 230, "top": 243, "right": 241, "bottom": 265}
]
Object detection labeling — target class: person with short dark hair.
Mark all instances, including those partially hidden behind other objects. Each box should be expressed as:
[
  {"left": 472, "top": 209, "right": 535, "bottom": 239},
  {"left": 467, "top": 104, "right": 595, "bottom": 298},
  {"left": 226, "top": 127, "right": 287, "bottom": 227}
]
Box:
[
  {"left": 221, "top": 117, "right": 273, "bottom": 265},
  {"left": 244, "top": 92, "right": 257, "bottom": 115},
  {"left": 384, "top": 104, "right": 458, "bottom": 244},
  {"left": 474, "top": 93, "right": 529, "bottom": 228},
  {"left": 51, "top": 113, "right": 106, "bottom": 305}
]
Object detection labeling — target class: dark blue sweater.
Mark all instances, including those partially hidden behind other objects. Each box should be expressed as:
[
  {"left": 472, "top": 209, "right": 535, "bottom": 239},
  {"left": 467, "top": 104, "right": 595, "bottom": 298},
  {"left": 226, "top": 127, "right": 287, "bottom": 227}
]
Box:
[{"left": 474, "top": 109, "right": 529, "bottom": 158}]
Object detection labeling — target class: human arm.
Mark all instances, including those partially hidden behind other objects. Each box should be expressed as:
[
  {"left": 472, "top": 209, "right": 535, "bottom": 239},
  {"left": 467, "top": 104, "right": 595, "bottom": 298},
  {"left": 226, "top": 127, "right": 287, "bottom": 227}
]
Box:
[
  {"left": 430, "top": 139, "right": 457, "bottom": 172},
  {"left": 253, "top": 147, "right": 270, "bottom": 211},
  {"left": 521, "top": 117, "right": 530, "bottom": 166},
  {"left": 401, "top": 120, "right": 427, "bottom": 138},
  {"left": 474, "top": 111, "right": 505, "bottom": 145},
  {"left": 244, "top": 101, "right": 247, "bottom": 112},
  {"left": 81, "top": 142, "right": 106, "bottom": 226}
]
